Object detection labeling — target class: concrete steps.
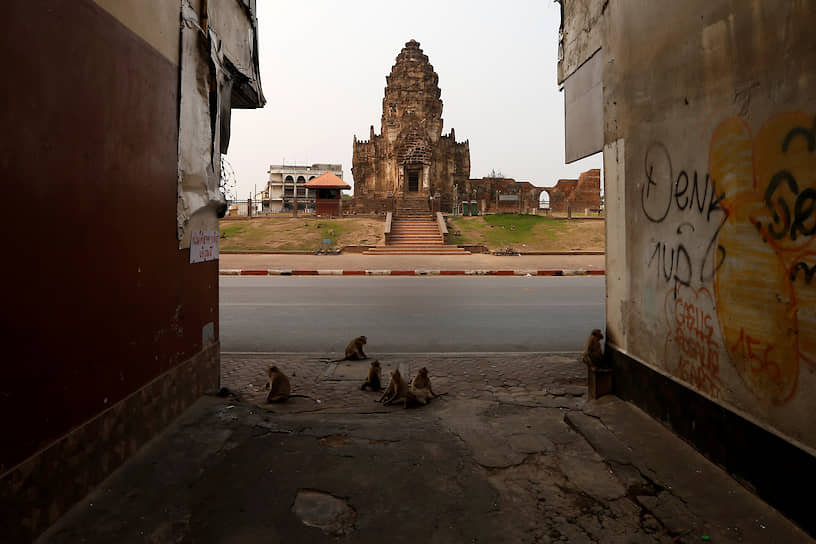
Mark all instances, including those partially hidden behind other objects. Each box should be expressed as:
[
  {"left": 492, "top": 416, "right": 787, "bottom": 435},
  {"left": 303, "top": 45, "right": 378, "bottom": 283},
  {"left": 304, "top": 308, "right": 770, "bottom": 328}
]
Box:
[
  {"left": 365, "top": 217, "right": 469, "bottom": 255},
  {"left": 394, "top": 197, "right": 431, "bottom": 219}
]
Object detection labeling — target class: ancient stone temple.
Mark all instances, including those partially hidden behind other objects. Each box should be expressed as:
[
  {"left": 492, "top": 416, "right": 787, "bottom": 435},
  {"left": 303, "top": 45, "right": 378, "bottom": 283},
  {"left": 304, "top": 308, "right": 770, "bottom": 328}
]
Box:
[{"left": 352, "top": 40, "right": 470, "bottom": 213}]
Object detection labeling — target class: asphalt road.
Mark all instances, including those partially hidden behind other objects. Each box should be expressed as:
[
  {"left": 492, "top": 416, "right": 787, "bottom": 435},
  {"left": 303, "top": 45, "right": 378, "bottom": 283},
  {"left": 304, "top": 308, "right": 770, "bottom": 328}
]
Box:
[{"left": 220, "top": 276, "right": 605, "bottom": 354}]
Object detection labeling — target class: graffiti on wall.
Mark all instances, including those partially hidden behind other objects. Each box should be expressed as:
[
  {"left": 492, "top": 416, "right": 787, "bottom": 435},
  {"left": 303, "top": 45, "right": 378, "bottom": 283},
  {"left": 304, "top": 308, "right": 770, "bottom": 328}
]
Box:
[
  {"left": 664, "top": 285, "right": 724, "bottom": 399},
  {"left": 710, "top": 113, "right": 815, "bottom": 404},
  {"left": 642, "top": 143, "right": 728, "bottom": 296},
  {"left": 642, "top": 113, "right": 815, "bottom": 404}
]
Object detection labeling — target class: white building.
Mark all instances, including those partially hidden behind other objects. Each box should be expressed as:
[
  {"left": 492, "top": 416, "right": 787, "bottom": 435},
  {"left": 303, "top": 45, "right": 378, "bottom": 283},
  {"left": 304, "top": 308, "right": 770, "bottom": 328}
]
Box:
[{"left": 257, "top": 163, "right": 344, "bottom": 213}]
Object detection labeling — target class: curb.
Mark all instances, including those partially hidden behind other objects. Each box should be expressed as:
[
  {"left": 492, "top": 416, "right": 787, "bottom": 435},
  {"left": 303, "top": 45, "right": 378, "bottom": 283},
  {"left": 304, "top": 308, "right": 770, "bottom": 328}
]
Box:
[{"left": 220, "top": 269, "right": 605, "bottom": 277}]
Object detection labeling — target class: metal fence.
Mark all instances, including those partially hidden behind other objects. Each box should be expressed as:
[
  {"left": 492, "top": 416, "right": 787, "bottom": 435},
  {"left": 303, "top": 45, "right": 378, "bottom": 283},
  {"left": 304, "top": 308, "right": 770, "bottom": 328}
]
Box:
[
  {"left": 226, "top": 200, "right": 250, "bottom": 216},
  {"left": 225, "top": 200, "right": 318, "bottom": 217}
]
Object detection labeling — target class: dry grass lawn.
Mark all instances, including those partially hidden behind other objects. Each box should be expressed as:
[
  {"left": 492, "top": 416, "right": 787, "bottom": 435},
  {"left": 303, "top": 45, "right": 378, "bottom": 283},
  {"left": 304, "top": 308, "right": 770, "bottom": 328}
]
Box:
[
  {"left": 219, "top": 214, "right": 604, "bottom": 251},
  {"left": 447, "top": 214, "right": 604, "bottom": 251},
  {"left": 220, "top": 216, "right": 385, "bottom": 251}
]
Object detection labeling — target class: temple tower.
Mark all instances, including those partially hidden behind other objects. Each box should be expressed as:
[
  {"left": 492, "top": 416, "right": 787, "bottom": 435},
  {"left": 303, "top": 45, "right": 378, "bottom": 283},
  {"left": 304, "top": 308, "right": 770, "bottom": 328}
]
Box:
[{"left": 352, "top": 40, "right": 470, "bottom": 210}]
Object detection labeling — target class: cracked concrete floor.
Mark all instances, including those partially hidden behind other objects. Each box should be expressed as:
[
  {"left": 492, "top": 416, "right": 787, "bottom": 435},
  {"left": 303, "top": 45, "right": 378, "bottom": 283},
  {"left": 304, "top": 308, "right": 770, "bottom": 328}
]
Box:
[{"left": 38, "top": 354, "right": 811, "bottom": 543}]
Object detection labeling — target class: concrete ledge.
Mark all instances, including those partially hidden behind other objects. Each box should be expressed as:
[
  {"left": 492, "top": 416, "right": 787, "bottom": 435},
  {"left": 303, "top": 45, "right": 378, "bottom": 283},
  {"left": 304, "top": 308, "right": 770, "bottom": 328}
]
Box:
[
  {"left": 436, "top": 211, "right": 447, "bottom": 234},
  {"left": 221, "top": 250, "right": 314, "bottom": 255},
  {"left": 587, "top": 366, "right": 613, "bottom": 400},
  {"left": 566, "top": 397, "right": 810, "bottom": 541}
]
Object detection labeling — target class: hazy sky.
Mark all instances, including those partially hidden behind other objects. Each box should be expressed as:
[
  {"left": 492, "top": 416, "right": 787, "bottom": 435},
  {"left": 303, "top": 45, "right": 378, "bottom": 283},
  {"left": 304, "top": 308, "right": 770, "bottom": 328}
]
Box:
[{"left": 225, "top": 0, "right": 602, "bottom": 199}]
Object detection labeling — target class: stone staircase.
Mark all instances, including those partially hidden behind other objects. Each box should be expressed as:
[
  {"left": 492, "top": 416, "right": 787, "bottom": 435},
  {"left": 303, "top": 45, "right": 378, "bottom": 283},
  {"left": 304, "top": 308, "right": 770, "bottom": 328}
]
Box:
[
  {"left": 365, "top": 210, "right": 470, "bottom": 255},
  {"left": 394, "top": 196, "right": 432, "bottom": 219}
]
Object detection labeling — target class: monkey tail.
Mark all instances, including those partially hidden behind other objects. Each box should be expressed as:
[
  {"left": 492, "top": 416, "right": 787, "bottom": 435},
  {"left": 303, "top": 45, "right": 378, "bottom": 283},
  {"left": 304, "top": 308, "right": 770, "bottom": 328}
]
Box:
[{"left": 288, "top": 394, "right": 320, "bottom": 402}]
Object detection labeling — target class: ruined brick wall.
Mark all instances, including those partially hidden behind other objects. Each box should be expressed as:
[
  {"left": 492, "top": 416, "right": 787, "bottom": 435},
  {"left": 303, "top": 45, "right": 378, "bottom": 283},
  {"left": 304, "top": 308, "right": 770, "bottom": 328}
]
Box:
[
  {"left": 569, "top": 169, "right": 601, "bottom": 211},
  {"left": 543, "top": 169, "right": 600, "bottom": 212},
  {"left": 460, "top": 178, "right": 544, "bottom": 214}
]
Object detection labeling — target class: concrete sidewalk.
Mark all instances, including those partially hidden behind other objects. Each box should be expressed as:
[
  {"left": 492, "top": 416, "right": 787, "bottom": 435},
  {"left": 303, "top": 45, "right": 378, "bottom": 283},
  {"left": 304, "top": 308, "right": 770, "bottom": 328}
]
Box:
[
  {"left": 37, "top": 354, "right": 811, "bottom": 543},
  {"left": 220, "top": 253, "right": 606, "bottom": 275}
]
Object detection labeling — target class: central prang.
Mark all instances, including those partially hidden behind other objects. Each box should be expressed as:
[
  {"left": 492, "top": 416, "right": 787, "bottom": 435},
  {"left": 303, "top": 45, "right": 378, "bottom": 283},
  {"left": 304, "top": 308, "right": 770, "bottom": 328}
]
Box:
[{"left": 352, "top": 39, "right": 470, "bottom": 211}]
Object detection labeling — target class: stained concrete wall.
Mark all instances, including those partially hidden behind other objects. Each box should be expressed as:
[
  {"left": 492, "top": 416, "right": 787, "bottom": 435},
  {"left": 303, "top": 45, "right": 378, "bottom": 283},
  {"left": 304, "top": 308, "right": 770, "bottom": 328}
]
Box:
[
  {"left": 558, "top": 0, "right": 816, "bottom": 528},
  {"left": 603, "top": 0, "right": 816, "bottom": 451}
]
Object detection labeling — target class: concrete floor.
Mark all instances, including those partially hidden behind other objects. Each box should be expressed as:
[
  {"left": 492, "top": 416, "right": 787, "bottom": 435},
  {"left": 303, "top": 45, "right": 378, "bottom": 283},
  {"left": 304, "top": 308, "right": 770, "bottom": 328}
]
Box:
[{"left": 38, "top": 354, "right": 812, "bottom": 543}]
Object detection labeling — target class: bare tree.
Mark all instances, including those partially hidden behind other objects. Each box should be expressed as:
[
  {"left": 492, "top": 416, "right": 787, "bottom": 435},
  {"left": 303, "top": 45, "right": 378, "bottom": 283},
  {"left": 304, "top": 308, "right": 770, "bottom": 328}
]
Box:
[
  {"left": 488, "top": 168, "right": 505, "bottom": 178},
  {"left": 220, "top": 155, "right": 239, "bottom": 201}
]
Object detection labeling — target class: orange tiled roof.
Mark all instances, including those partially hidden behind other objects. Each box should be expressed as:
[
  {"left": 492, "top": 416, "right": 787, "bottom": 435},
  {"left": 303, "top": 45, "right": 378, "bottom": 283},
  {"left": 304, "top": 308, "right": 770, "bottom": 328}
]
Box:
[{"left": 304, "top": 171, "right": 350, "bottom": 189}]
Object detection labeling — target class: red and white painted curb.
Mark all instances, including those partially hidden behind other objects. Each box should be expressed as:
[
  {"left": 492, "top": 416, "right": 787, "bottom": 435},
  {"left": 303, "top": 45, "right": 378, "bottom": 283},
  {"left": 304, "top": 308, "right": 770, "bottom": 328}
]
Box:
[{"left": 220, "top": 269, "right": 605, "bottom": 277}]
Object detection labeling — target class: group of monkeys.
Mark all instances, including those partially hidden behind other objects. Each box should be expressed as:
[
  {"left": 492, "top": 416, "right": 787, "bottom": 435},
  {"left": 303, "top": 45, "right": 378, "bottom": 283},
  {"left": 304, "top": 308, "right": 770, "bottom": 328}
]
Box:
[
  {"left": 264, "top": 335, "right": 445, "bottom": 408},
  {"left": 265, "top": 329, "right": 605, "bottom": 406}
]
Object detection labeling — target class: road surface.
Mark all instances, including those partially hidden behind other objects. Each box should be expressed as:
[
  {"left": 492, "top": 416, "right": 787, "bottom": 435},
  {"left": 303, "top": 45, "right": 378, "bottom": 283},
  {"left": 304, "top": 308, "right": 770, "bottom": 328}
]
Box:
[{"left": 219, "top": 276, "right": 605, "bottom": 353}]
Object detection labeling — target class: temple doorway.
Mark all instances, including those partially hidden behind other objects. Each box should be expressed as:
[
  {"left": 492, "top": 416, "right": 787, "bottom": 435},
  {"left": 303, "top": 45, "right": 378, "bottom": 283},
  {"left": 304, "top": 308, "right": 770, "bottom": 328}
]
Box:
[{"left": 407, "top": 169, "right": 420, "bottom": 192}]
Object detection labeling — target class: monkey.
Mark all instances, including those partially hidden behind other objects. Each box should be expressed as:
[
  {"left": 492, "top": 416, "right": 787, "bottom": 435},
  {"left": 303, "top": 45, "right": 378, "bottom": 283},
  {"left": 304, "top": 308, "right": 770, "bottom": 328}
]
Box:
[
  {"left": 264, "top": 366, "right": 318, "bottom": 403},
  {"left": 403, "top": 388, "right": 433, "bottom": 409},
  {"left": 410, "top": 367, "right": 435, "bottom": 397},
  {"left": 360, "top": 360, "right": 384, "bottom": 391},
  {"left": 404, "top": 367, "right": 449, "bottom": 408},
  {"left": 265, "top": 365, "right": 291, "bottom": 403},
  {"left": 581, "top": 329, "right": 605, "bottom": 368},
  {"left": 331, "top": 336, "right": 368, "bottom": 362},
  {"left": 378, "top": 368, "right": 409, "bottom": 406}
]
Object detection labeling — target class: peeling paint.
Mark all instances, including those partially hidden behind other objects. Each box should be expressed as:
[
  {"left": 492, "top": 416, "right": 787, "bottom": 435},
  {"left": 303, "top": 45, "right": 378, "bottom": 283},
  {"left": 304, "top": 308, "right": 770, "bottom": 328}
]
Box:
[{"left": 176, "top": 0, "right": 264, "bottom": 250}]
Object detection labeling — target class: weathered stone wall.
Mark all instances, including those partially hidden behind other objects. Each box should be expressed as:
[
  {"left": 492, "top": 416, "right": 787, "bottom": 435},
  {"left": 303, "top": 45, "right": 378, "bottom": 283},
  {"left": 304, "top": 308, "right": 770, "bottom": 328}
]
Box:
[
  {"left": 345, "top": 196, "right": 392, "bottom": 215},
  {"left": 352, "top": 40, "right": 470, "bottom": 206}
]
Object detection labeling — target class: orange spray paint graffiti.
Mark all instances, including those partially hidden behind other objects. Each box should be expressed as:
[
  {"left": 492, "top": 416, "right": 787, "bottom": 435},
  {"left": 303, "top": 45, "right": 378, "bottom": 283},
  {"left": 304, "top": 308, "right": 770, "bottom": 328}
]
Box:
[{"left": 709, "top": 112, "right": 815, "bottom": 404}]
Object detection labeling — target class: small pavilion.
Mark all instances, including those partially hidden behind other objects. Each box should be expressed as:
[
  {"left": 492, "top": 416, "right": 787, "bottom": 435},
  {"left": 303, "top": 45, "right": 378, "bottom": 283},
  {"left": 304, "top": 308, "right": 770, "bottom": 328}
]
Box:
[{"left": 304, "top": 172, "right": 350, "bottom": 216}]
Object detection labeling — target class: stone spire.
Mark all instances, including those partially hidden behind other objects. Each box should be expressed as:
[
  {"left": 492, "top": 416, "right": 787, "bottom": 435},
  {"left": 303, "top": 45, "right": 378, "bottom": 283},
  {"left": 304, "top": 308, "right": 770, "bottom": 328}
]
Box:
[
  {"left": 381, "top": 39, "right": 443, "bottom": 144},
  {"left": 351, "top": 39, "right": 470, "bottom": 204}
]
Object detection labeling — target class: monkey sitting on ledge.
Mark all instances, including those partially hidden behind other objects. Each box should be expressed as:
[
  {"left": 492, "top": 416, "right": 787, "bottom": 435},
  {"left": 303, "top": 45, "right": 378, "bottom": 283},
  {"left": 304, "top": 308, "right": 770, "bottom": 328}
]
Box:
[{"left": 581, "top": 329, "right": 605, "bottom": 369}]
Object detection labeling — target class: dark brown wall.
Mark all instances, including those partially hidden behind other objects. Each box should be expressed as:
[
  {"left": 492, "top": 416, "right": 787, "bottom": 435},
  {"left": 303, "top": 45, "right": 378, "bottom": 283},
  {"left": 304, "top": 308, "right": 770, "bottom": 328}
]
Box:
[{"left": 0, "top": 0, "right": 219, "bottom": 474}]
